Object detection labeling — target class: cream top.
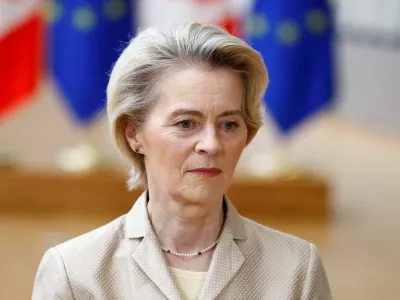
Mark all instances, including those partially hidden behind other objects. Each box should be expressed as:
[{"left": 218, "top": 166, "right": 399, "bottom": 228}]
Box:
[{"left": 169, "top": 267, "right": 208, "bottom": 300}]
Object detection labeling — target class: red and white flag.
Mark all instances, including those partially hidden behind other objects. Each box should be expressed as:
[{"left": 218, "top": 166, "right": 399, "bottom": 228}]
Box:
[
  {"left": 137, "top": 0, "right": 251, "bottom": 38},
  {"left": 0, "top": 0, "right": 43, "bottom": 119}
]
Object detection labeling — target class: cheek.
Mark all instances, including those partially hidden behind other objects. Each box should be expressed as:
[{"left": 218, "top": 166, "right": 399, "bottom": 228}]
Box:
[
  {"left": 223, "top": 136, "right": 246, "bottom": 165},
  {"left": 145, "top": 131, "right": 192, "bottom": 168},
  {"left": 144, "top": 126, "right": 174, "bottom": 151},
  {"left": 227, "top": 146, "right": 244, "bottom": 165}
]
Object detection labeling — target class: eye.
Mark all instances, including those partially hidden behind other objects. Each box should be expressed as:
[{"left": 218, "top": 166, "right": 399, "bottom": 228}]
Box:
[
  {"left": 177, "top": 119, "right": 195, "bottom": 129},
  {"left": 223, "top": 121, "right": 238, "bottom": 130}
]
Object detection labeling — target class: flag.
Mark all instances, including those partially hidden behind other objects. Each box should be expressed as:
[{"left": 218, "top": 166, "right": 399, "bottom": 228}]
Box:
[
  {"left": 49, "top": 0, "right": 133, "bottom": 123},
  {"left": 0, "top": 0, "right": 43, "bottom": 119},
  {"left": 137, "top": 0, "right": 244, "bottom": 37},
  {"left": 247, "top": 0, "right": 335, "bottom": 133}
]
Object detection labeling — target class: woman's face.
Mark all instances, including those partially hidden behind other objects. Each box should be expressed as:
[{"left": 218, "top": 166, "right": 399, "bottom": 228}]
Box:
[{"left": 130, "top": 67, "right": 248, "bottom": 203}]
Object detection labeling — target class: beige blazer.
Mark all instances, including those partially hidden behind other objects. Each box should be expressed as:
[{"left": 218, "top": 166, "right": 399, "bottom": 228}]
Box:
[{"left": 32, "top": 192, "right": 332, "bottom": 300}]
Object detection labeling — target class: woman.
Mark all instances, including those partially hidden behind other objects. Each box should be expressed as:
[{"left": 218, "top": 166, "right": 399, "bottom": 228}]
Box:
[{"left": 33, "top": 22, "right": 332, "bottom": 300}]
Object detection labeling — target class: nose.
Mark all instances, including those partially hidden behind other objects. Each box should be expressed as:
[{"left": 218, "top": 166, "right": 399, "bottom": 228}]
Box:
[{"left": 195, "top": 126, "right": 221, "bottom": 156}]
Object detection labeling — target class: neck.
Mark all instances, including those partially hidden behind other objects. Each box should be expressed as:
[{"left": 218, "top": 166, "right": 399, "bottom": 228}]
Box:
[{"left": 147, "top": 191, "right": 225, "bottom": 254}]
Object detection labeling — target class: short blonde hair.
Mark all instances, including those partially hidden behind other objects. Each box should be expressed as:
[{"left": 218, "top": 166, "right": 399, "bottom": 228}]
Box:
[{"left": 107, "top": 22, "right": 268, "bottom": 190}]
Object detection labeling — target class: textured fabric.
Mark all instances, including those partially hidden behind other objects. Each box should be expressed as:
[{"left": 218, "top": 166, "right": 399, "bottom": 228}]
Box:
[
  {"left": 32, "top": 192, "right": 332, "bottom": 299},
  {"left": 169, "top": 267, "right": 207, "bottom": 300}
]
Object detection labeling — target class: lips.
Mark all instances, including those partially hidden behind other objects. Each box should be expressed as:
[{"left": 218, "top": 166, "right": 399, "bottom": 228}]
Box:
[{"left": 187, "top": 168, "right": 222, "bottom": 178}]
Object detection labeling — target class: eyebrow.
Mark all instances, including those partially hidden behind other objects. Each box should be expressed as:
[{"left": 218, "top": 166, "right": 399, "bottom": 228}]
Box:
[{"left": 169, "top": 109, "right": 243, "bottom": 118}]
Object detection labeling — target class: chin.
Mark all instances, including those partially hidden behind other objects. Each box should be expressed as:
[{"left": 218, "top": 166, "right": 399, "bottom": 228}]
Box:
[{"left": 180, "top": 184, "right": 224, "bottom": 204}]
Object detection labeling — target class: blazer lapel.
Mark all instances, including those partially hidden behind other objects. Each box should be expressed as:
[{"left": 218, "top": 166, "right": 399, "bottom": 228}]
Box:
[
  {"left": 198, "top": 198, "right": 247, "bottom": 300},
  {"left": 132, "top": 232, "right": 182, "bottom": 300},
  {"left": 126, "top": 192, "right": 182, "bottom": 300}
]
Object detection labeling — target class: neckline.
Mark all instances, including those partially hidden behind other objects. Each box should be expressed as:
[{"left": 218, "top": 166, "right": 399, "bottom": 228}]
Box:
[{"left": 169, "top": 266, "right": 208, "bottom": 279}]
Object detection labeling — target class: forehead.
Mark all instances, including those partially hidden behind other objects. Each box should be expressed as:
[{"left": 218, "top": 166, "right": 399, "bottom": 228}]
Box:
[{"left": 154, "top": 67, "right": 243, "bottom": 112}]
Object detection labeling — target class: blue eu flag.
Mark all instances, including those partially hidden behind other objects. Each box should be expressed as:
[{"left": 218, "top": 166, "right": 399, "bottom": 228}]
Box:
[
  {"left": 49, "top": 0, "right": 133, "bottom": 123},
  {"left": 247, "top": 0, "right": 334, "bottom": 133}
]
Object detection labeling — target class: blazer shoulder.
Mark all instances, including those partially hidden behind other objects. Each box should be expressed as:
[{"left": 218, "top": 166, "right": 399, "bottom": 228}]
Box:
[
  {"left": 241, "top": 216, "right": 311, "bottom": 257},
  {"left": 54, "top": 214, "right": 127, "bottom": 264},
  {"left": 34, "top": 214, "right": 131, "bottom": 298}
]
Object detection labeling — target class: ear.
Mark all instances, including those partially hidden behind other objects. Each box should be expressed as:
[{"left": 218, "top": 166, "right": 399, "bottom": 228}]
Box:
[{"left": 125, "top": 121, "right": 140, "bottom": 152}]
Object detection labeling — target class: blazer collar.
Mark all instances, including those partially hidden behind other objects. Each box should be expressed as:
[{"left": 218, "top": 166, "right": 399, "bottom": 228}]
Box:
[
  {"left": 125, "top": 191, "right": 148, "bottom": 239},
  {"left": 125, "top": 191, "right": 248, "bottom": 300},
  {"left": 198, "top": 195, "right": 247, "bottom": 300},
  {"left": 125, "top": 191, "right": 182, "bottom": 299}
]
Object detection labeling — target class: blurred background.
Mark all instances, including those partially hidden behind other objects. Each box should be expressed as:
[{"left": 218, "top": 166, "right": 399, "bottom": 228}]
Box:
[{"left": 1, "top": 0, "right": 400, "bottom": 299}]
